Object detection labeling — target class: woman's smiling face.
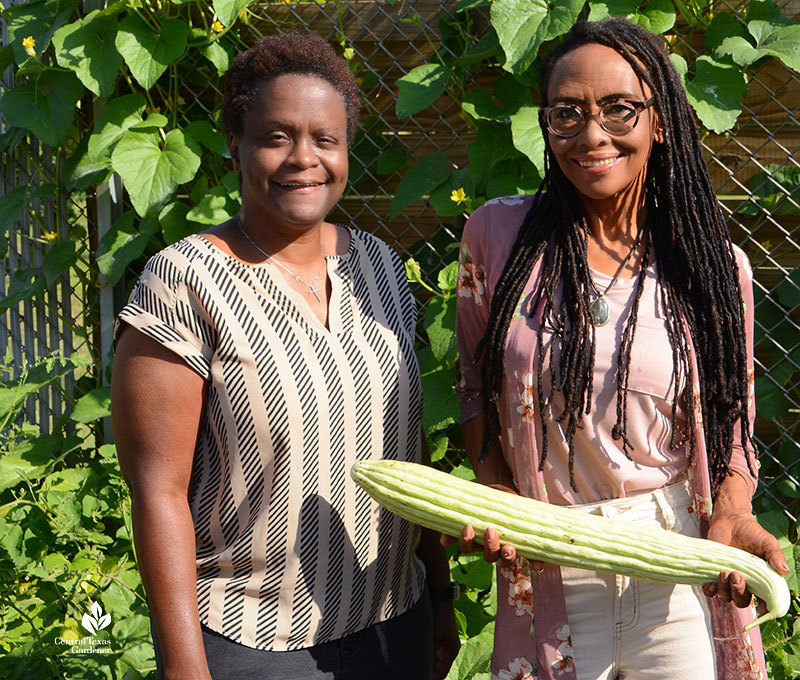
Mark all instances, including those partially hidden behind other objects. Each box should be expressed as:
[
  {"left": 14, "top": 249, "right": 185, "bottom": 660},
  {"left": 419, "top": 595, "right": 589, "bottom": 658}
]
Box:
[
  {"left": 229, "top": 73, "right": 349, "bottom": 234},
  {"left": 546, "top": 43, "right": 661, "bottom": 206}
]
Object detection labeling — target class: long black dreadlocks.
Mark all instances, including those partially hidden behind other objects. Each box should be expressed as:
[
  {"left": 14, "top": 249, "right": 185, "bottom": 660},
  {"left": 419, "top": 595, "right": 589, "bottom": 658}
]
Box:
[{"left": 476, "top": 17, "right": 756, "bottom": 496}]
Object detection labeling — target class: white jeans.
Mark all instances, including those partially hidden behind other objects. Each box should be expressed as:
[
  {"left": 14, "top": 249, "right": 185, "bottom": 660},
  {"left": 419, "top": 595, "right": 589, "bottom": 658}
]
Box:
[{"left": 559, "top": 481, "right": 716, "bottom": 680}]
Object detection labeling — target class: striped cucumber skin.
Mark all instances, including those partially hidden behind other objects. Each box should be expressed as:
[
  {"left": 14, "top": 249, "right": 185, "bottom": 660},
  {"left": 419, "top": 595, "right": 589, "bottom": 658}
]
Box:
[{"left": 351, "top": 460, "right": 790, "bottom": 630}]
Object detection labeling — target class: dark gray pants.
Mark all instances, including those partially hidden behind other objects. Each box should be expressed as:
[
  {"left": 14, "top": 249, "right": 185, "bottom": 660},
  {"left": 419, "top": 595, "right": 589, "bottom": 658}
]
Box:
[{"left": 153, "top": 594, "right": 434, "bottom": 679}]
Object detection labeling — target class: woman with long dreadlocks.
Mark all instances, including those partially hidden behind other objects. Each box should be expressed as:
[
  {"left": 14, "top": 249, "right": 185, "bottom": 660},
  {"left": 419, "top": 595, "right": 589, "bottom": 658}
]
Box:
[{"left": 454, "top": 17, "right": 787, "bottom": 680}]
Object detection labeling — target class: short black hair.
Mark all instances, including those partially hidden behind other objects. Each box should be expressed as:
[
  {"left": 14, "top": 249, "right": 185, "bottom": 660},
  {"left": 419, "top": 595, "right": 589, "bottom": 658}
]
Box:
[{"left": 222, "top": 32, "right": 361, "bottom": 144}]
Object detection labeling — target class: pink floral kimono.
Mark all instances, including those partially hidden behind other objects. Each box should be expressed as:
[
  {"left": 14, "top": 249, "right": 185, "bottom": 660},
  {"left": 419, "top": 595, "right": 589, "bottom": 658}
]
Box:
[{"left": 456, "top": 195, "right": 767, "bottom": 680}]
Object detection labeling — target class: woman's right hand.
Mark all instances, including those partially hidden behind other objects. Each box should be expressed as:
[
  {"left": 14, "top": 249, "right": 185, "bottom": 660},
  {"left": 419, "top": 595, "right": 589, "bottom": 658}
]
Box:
[
  {"left": 454, "top": 524, "right": 519, "bottom": 568},
  {"left": 452, "top": 417, "right": 544, "bottom": 570},
  {"left": 443, "top": 483, "right": 545, "bottom": 571}
]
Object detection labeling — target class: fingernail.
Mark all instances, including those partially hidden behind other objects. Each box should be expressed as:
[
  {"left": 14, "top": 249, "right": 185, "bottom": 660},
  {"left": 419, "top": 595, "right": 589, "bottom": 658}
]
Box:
[{"left": 502, "top": 549, "right": 512, "bottom": 560}]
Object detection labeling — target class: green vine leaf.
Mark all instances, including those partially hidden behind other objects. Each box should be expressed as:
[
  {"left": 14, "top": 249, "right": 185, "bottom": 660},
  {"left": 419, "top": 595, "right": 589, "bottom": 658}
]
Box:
[
  {"left": 0, "top": 267, "right": 47, "bottom": 313},
  {"left": 115, "top": 14, "right": 190, "bottom": 89},
  {"left": 212, "top": 0, "right": 258, "bottom": 27},
  {"left": 421, "top": 366, "right": 460, "bottom": 434},
  {"left": 71, "top": 386, "right": 112, "bottom": 423},
  {"left": 42, "top": 240, "right": 78, "bottom": 286},
  {"left": 52, "top": 10, "right": 122, "bottom": 97},
  {"left": 670, "top": 55, "right": 747, "bottom": 134},
  {"left": 717, "top": 1, "right": 800, "bottom": 72},
  {"left": 186, "top": 185, "right": 240, "bottom": 225},
  {"left": 389, "top": 151, "right": 450, "bottom": 220},
  {"left": 201, "top": 38, "right": 234, "bottom": 75},
  {"left": 705, "top": 12, "right": 750, "bottom": 56},
  {"left": 396, "top": 63, "right": 450, "bottom": 118},
  {"left": 429, "top": 168, "right": 471, "bottom": 218},
  {"left": 491, "top": 0, "right": 586, "bottom": 74},
  {"left": 0, "top": 68, "right": 83, "bottom": 147},
  {"left": 96, "top": 212, "right": 159, "bottom": 285},
  {"left": 510, "top": 105, "right": 545, "bottom": 175},
  {"left": 184, "top": 120, "right": 229, "bottom": 157},
  {"left": 0, "top": 186, "right": 28, "bottom": 240},
  {"left": 111, "top": 128, "right": 202, "bottom": 217},
  {"left": 587, "top": 0, "right": 676, "bottom": 34},
  {"left": 740, "top": 165, "right": 800, "bottom": 217},
  {"left": 423, "top": 295, "right": 457, "bottom": 364},
  {"left": 468, "top": 123, "right": 520, "bottom": 183},
  {"left": 158, "top": 201, "right": 198, "bottom": 245},
  {"left": 87, "top": 94, "right": 148, "bottom": 162},
  {"left": 6, "top": 0, "right": 78, "bottom": 66}
]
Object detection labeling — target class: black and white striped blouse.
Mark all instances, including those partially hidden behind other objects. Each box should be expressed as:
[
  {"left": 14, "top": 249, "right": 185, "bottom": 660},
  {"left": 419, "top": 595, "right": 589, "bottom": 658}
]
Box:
[{"left": 116, "top": 229, "right": 426, "bottom": 651}]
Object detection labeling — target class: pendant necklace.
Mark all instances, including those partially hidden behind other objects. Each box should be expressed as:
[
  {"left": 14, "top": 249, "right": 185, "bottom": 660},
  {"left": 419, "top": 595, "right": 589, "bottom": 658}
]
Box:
[
  {"left": 237, "top": 216, "right": 325, "bottom": 303},
  {"left": 588, "top": 228, "right": 645, "bottom": 327}
]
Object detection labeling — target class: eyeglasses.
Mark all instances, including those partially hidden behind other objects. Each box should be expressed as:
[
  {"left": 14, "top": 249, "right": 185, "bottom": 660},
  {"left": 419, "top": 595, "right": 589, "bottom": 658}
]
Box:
[{"left": 541, "top": 98, "right": 655, "bottom": 138}]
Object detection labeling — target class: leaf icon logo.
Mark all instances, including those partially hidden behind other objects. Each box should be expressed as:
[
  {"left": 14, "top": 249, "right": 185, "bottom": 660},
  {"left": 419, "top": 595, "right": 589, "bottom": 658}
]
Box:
[{"left": 81, "top": 601, "right": 111, "bottom": 635}]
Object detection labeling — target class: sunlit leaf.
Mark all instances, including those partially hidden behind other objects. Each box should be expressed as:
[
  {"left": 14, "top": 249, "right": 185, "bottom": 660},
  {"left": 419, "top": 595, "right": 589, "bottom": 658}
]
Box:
[
  {"left": 587, "top": 0, "right": 675, "bottom": 34},
  {"left": 510, "top": 105, "right": 545, "bottom": 175},
  {"left": 52, "top": 10, "right": 121, "bottom": 97},
  {"left": 491, "top": 0, "right": 586, "bottom": 74},
  {"left": 423, "top": 296, "right": 457, "bottom": 364},
  {"left": 111, "top": 128, "right": 202, "bottom": 217},
  {"left": 201, "top": 39, "right": 234, "bottom": 75},
  {"left": 86, "top": 94, "right": 148, "bottom": 162},
  {"left": 212, "top": 0, "right": 258, "bottom": 27},
  {"left": 396, "top": 63, "right": 450, "bottom": 118},
  {"left": 71, "top": 386, "right": 112, "bottom": 423},
  {"left": 671, "top": 55, "right": 747, "bottom": 134},
  {"left": 115, "top": 14, "right": 190, "bottom": 89}
]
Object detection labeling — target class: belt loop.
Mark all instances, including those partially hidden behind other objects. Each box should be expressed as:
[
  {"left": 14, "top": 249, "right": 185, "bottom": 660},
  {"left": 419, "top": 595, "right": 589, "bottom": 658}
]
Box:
[{"left": 653, "top": 488, "right": 676, "bottom": 531}]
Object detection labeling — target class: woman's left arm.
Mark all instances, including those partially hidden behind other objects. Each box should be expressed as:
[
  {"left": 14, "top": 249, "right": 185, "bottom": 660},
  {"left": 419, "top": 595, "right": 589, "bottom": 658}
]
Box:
[
  {"left": 703, "top": 471, "right": 789, "bottom": 606},
  {"left": 703, "top": 248, "right": 789, "bottom": 606}
]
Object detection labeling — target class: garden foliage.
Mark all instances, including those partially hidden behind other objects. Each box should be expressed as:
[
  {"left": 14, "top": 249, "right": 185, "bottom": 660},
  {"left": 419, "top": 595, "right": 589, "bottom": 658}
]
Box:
[{"left": 0, "top": 1, "right": 799, "bottom": 678}]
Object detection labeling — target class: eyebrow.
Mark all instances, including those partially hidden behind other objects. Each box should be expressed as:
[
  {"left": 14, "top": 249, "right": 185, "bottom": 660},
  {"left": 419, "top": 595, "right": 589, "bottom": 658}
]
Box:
[{"left": 551, "top": 92, "right": 644, "bottom": 106}]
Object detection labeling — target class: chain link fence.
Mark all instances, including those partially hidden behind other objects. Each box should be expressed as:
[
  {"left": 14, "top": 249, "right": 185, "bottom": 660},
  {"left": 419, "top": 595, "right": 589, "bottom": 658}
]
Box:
[{"left": 2, "top": 0, "right": 799, "bottom": 519}]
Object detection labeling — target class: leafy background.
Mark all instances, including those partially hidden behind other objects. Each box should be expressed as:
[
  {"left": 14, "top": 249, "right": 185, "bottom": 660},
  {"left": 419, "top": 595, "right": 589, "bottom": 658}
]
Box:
[{"left": 1, "top": 0, "right": 799, "bottom": 678}]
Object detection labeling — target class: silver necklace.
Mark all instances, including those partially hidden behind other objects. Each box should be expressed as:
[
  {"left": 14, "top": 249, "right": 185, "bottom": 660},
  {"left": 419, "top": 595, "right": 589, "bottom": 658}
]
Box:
[
  {"left": 588, "top": 229, "right": 645, "bottom": 327},
  {"left": 237, "top": 216, "right": 325, "bottom": 303}
]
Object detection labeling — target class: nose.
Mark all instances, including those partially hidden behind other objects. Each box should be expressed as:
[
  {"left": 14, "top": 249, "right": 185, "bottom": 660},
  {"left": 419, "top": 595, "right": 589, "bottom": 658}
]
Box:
[
  {"left": 576, "top": 113, "right": 609, "bottom": 146},
  {"left": 286, "top": 135, "right": 318, "bottom": 168}
]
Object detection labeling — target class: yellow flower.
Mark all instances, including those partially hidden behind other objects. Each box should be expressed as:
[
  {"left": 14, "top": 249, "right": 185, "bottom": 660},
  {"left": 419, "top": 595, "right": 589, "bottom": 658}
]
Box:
[
  {"left": 177, "top": 95, "right": 186, "bottom": 106},
  {"left": 343, "top": 47, "right": 355, "bottom": 61},
  {"left": 450, "top": 187, "right": 467, "bottom": 204},
  {"left": 212, "top": 20, "right": 224, "bottom": 33},
  {"left": 43, "top": 231, "right": 58, "bottom": 243},
  {"left": 22, "top": 35, "right": 36, "bottom": 57}
]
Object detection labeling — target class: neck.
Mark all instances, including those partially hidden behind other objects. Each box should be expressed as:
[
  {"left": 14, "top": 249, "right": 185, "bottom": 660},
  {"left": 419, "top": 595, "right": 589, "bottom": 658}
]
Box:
[
  {"left": 580, "top": 174, "right": 649, "bottom": 246},
  {"left": 238, "top": 212, "right": 325, "bottom": 265}
]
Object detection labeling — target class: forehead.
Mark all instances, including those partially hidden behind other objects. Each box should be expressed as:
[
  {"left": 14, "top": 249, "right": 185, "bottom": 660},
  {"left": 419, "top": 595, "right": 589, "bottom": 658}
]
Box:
[
  {"left": 547, "top": 43, "right": 648, "bottom": 102},
  {"left": 250, "top": 73, "right": 347, "bottom": 122}
]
